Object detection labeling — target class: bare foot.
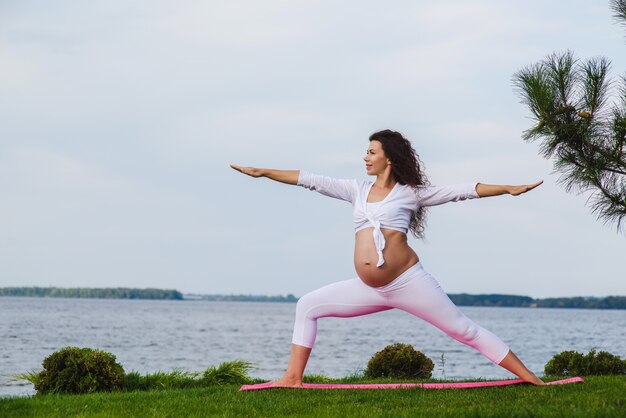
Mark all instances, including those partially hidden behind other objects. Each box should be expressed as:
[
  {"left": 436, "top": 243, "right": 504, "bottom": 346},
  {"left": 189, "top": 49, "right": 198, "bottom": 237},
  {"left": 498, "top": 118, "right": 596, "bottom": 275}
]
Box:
[
  {"left": 270, "top": 375, "right": 303, "bottom": 388},
  {"left": 526, "top": 376, "right": 547, "bottom": 386}
]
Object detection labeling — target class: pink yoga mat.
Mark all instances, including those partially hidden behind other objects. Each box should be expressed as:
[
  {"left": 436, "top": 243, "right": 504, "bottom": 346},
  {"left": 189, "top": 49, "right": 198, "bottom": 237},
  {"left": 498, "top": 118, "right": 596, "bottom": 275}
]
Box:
[{"left": 240, "top": 376, "right": 584, "bottom": 391}]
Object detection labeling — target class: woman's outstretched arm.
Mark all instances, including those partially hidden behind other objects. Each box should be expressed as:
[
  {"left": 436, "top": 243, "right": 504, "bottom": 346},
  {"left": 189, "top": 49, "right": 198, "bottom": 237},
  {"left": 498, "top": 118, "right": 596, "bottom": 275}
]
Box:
[
  {"left": 230, "top": 164, "right": 299, "bottom": 185},
  {"left": 476, "top": 180, "right": 543, "bottom": 197}
]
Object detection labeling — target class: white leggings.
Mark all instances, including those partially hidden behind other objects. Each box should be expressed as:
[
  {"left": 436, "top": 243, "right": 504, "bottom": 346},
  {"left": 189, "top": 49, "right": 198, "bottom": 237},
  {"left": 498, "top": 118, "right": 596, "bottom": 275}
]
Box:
[{"left": 292, "top": 262, "right": 510, "bottom": 364}]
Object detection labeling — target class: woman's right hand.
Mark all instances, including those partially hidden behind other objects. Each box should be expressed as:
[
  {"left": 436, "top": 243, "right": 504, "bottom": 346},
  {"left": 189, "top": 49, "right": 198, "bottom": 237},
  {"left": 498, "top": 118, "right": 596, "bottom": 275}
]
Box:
[
  {"left": 230, "top": 164, "right": 264, "bottom": 178},
  {"left": 230, "top": 165, "right": 299, "bottom": 185}
]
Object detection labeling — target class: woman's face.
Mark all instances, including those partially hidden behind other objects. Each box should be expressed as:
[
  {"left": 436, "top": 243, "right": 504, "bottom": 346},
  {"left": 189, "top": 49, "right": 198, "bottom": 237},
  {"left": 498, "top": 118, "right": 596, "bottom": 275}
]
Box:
[{"left": 364, "top": 140, "right": 391, "bottom": 176}]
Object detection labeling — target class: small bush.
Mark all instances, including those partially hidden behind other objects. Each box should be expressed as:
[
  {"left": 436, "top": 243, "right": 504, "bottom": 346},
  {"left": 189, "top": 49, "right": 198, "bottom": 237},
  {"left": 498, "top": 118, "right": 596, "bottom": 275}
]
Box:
[
  {"left": 35, "top": 347, "right": 125, "bottom": 394},
  {"left": 544, "top": 349, "right": 626, "bottom": 376},
  {"left": 365, "top": 343, "right": 434, "bottom": 379}
]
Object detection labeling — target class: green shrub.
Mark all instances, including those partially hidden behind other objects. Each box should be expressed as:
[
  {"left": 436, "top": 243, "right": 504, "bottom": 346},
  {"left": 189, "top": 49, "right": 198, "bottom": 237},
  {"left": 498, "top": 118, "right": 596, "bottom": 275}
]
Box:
[
  {"left": 365, "top": 343, "right": 434, "bottom": 379},
  {"left": 544, "top": 349, "right": 626, "bottom": 376},
  {"left": 35, "top": 347, "right": 125, "bottom": 394}
]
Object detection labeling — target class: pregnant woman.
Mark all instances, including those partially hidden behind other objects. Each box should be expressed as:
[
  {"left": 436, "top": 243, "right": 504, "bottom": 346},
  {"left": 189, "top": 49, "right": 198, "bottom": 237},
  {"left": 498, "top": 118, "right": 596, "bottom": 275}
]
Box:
[{"left": 231, "top": 129, "right": 545, "bottom": 387}]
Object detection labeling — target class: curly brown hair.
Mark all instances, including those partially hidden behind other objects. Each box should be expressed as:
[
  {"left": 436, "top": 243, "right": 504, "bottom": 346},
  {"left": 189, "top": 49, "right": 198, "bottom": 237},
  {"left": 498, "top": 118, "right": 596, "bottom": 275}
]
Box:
[{"left": 369, "top": 129, "right": 430, "bottom": 238}]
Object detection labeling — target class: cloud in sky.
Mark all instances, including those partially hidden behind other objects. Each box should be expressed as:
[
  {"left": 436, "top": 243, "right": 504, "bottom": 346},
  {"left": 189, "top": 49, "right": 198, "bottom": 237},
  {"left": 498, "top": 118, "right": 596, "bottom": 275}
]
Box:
[{"left": 1, "top": 0, "right": 624, "bottom": 298}]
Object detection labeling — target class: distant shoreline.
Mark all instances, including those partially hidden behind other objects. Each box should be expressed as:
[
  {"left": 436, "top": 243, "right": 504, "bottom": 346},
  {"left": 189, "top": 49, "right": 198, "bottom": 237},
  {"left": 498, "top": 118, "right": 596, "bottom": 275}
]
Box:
[
  {"left": 1, "top": 287, "right": 625, "bottom": 309},
  {"left": 0, "top": 287, "right": 183, "bottom": 300}
]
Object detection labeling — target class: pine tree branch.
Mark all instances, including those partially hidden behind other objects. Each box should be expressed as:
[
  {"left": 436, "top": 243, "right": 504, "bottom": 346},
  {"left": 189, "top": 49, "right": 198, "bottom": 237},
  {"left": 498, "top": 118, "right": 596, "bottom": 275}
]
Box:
[
  {"left": 514, "top": 49, "right": 626, "bottom": 232},
  {"left": 603, "top": 167, "right": 626, "bottom": 176},
  {"left": 513, "top": 2, "right": 626, "bottom": 232},
  {"left": 562, "top": 154, "right": 626, "bottom": 220},
  {"left": 611, "top": 0, "right": 626, "bottom": 26},
  {"left": 580, "top": 57, "right": 611, "bottom": 117}
]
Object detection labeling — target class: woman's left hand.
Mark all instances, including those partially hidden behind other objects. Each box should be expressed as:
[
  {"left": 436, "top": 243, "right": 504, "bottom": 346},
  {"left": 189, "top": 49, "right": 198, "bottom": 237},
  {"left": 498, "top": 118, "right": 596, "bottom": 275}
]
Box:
[{"left": 509, "top": 180, "right": 543, "bottom": 196}]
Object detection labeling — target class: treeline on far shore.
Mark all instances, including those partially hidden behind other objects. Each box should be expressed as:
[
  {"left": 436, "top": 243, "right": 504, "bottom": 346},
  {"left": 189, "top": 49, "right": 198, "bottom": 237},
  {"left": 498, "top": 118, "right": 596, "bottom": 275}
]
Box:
[
  {"left": 0, "top": 287, "right": 183, "bottom": 300},
  {"left": 1, "top": 287, "right": 625, "bottom": 309},
  {"left": 449, "top": 294, "right": 626, "bottom": 310},
  {"left": 185, "top": 294, "right": 298, "bottom": 303}
]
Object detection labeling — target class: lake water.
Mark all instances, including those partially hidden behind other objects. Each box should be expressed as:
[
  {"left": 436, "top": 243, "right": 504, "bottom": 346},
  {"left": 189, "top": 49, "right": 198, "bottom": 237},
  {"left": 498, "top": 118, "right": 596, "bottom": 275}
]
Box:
[{"left": 1, "top": 297, "right": 625, "bottom": 397}]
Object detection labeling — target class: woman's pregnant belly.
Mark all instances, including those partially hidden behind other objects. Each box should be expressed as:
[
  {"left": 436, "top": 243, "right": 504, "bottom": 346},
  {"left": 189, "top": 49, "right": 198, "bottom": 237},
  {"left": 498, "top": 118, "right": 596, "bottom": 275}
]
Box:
[{"left": 354, "top": 228, "right": 419, "bottom": 287}]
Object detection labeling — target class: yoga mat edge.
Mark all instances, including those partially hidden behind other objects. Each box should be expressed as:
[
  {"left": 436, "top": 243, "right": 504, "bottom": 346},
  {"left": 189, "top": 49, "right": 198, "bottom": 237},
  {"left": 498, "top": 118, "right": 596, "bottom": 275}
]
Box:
[{"left": 239, "top": 376, "right": 585, "bottom": 391}]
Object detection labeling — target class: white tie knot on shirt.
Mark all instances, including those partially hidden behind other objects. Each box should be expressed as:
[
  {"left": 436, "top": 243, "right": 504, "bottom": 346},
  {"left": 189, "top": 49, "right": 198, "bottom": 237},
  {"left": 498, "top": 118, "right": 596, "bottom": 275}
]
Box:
[{"left": 358, "top": 203, "right": 386, "bottom": 267}]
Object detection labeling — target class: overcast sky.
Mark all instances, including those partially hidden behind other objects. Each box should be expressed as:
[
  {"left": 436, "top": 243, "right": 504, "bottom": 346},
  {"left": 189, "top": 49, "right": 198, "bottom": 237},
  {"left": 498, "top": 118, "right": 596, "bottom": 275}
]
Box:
[{"left": 1, "top": 0, "right": 625, "bottom": 298}]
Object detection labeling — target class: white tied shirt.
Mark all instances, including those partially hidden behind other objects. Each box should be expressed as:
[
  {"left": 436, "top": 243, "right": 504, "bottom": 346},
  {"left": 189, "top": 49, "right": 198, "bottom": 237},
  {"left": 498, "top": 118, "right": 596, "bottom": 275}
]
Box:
[{"left": 297, "top": 170, "right": 480, "bottom": 267}]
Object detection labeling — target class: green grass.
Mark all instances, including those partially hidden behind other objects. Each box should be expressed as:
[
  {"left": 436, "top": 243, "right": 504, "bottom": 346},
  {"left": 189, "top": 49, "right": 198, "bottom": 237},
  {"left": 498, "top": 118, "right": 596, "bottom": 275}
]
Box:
[
  {"left": 121, "top": 360, "right": 254, "bottom": 391},
  {"left": 1, "top": 375, "right": 624, "bottom": 417}
]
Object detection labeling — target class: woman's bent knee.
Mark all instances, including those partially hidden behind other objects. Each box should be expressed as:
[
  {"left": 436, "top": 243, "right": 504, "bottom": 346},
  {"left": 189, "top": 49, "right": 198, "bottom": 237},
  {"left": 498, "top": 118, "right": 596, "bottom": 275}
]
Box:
[
  {"left": 448, "top": 321, "right": 480, "bottom": 343},
  {"left": 292, "top": 297, "right": 318, "bottom": 348},
  {"left": 295, "top": 293, "right": 312, "bottom": 316}
]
